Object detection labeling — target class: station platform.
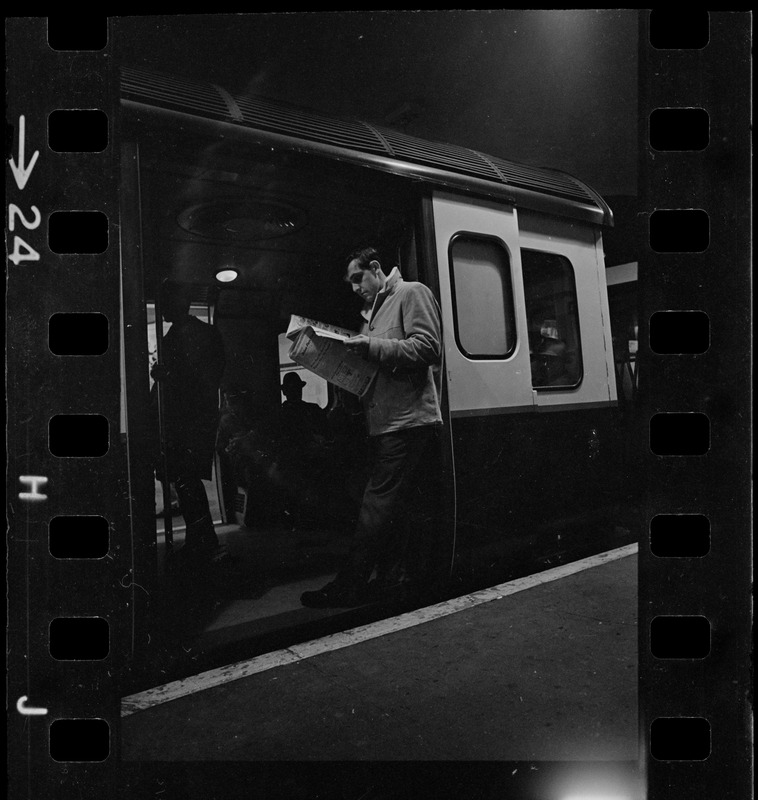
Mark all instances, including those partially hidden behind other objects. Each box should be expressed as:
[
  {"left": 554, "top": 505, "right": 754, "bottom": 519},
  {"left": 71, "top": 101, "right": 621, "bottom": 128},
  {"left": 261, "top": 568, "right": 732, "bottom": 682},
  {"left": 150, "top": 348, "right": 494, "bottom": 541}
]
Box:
[{"left": 121, "top": 545, "right": 638, "bottom": 766}]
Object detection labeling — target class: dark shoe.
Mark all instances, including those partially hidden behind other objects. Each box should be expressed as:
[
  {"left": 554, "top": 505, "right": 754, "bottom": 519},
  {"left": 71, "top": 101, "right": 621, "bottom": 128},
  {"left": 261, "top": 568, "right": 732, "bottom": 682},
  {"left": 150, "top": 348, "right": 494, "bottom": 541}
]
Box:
[{"left": 300, "top": 581, "right": 367, "bottom": 609}]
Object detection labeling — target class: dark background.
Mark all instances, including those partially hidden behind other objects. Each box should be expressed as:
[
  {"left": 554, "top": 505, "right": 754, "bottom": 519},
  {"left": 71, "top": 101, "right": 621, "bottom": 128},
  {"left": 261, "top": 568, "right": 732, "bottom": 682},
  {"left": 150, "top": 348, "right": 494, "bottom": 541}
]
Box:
[
  {"left": 113, "top": 11, "right": 639, "bottom": 265},
  {"left": 6, "top": 11, "right": 752, "bottom": 800}
]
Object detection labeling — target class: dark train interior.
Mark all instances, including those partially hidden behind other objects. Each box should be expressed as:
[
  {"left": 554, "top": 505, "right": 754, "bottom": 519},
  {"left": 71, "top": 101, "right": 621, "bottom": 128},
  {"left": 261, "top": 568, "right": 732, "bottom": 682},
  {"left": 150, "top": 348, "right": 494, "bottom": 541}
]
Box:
[{"left": 127, "top": 124, "right": 442, "bottom": 671}]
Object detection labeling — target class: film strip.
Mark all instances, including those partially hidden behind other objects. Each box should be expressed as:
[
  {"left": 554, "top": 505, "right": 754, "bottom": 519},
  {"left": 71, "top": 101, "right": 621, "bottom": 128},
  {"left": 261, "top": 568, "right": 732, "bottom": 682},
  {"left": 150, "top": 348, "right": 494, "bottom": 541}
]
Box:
[
  {"left": 5, "top": 12, "right": 751, "bottom": 799},
  {"left": 639, "top": 10, "right": 752, "bottom": 799},
  {"left": 6, "top": 15, "right": 123, "bottom": 797}
]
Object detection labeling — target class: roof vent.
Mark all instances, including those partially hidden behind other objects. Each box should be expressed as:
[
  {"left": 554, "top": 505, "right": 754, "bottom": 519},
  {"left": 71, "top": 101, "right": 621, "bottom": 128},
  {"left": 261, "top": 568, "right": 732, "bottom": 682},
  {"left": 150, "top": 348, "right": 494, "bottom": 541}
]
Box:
[{"left": 176, "top": 199, "right": 307, "bottom": 241}]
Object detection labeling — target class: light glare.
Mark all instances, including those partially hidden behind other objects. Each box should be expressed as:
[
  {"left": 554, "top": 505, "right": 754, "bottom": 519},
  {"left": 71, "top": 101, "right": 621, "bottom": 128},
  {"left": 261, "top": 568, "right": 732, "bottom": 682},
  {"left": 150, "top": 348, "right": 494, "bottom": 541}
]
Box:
[
  {"left": 215, "top": 269, "right": 238, "bottom": 283},
  {"left": 562, "top": 796, "right": 630, "bottom": 800}
]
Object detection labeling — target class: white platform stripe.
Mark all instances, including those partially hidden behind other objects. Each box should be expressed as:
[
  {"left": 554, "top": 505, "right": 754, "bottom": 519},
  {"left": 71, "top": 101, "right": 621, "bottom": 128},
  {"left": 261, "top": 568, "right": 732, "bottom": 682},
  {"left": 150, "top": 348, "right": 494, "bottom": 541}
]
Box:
[{"left": 121, "top": 542, "right": 638, "bottom": 717}]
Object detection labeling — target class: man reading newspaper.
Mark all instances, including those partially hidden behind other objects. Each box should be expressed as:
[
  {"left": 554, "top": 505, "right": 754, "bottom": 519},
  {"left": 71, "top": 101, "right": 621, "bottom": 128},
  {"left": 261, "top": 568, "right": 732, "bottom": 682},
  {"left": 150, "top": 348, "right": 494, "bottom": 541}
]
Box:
[
  {"left": 287, "top": 314, "right": 378, "bottom": 397},
  {"left": 300, "top": 245, "right": 443, "bottom": 608}
]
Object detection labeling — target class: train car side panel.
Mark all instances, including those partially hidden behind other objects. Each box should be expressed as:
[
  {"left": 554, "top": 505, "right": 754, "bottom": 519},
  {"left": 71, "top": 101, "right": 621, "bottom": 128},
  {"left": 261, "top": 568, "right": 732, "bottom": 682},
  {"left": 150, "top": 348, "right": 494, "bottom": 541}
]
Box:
[
  {"left": 431, "top": 191, "right": 535, "bottom": 416},
  {"left": 432, "top": 195, "right": 630, "bottom": 589}
]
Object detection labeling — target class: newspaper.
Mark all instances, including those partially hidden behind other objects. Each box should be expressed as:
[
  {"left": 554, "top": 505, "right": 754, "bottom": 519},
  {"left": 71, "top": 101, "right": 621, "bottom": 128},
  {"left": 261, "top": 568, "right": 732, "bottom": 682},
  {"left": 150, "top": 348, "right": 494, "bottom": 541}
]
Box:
[{"left": 286, "top": 315, "right": 378, "bottom": 397}]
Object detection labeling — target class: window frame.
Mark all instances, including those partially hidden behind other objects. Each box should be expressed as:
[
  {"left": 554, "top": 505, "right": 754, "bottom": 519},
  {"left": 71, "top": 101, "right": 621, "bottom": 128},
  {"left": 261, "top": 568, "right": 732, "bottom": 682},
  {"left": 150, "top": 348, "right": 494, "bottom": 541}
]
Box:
[{"left": 447, "top": 231, "right": 517, "bottom": 361}]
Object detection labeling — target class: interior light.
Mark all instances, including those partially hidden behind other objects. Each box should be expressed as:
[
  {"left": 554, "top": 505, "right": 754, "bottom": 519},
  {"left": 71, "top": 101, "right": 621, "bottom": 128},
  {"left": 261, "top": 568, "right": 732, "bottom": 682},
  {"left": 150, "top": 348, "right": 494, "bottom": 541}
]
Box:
[{"left": 215, "top": 269, "right": 238, "bottom": 283}]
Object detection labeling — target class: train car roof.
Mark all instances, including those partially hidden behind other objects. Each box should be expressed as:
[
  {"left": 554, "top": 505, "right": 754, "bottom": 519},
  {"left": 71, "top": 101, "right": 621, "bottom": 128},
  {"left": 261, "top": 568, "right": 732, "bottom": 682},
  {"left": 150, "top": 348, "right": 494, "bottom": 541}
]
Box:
[{"left": 120, "top": 67, "right": 613, "bottom": 227}]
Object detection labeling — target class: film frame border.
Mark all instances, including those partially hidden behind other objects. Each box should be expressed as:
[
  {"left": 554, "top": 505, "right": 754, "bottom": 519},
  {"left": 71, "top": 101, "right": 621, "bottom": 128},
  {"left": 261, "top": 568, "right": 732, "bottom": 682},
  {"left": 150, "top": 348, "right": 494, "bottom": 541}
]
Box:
[
  {"left": 638, "top": 9, "right": 752, "bottom": 799},
  {"left": 5, "top": 11, "right": 753, "bottom": 799},
  {"left": 7, "top": 15, "right": 126, "bottom": 795}
]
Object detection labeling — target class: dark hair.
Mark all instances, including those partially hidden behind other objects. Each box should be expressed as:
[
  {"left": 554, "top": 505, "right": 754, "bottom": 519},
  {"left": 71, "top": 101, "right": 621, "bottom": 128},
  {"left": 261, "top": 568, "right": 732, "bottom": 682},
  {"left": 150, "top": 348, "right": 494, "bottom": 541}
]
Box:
[{"left": 344, "top": 245, "right": 382, "bottom": 274}]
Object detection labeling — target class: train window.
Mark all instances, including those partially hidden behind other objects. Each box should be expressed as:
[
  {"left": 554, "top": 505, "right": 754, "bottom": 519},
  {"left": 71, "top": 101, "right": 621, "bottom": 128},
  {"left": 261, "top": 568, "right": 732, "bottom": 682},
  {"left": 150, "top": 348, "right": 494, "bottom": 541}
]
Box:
[
  {"left": 522, "top": 250, "right": 583, "bottom": 389},
  {"left": 277, "top": 333, "right": 328, "bottom": 407},
  {"left": 449, "top": 234, "right": 516, "bottom": 359}
]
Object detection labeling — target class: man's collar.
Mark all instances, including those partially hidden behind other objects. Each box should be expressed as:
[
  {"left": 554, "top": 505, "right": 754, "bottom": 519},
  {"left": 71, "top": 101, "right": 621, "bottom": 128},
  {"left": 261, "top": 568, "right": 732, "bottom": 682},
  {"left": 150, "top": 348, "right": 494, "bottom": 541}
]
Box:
[
  {"left": 382, "top": 267, "right": 401, "bottom": 293},
  {"left": 360, "top": 267, "right": 402, "bottom": 321}
]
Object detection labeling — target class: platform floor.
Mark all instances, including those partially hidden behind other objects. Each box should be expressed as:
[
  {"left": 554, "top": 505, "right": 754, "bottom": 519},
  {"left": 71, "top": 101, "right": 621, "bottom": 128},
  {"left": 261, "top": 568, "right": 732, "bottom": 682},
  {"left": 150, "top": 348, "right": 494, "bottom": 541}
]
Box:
[{"left": 122, "top": 547, "right": 638, "bottom": 764}]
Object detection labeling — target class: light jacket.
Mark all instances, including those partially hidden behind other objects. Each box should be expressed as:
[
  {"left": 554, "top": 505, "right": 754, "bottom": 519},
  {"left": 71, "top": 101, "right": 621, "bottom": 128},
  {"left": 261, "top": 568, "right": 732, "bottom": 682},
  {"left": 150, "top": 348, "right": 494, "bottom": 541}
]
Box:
[{"left": 358, "top": 268, "right": 443, "bottom": 436}]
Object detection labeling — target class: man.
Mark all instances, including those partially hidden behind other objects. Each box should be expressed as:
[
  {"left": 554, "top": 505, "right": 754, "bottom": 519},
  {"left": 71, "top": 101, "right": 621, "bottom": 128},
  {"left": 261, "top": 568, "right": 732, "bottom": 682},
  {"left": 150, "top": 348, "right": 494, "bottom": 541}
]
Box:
[
  {"left": 276, "top": 371, "right": 332, "bottom": 526},
  {"left": 300, "top": 245, "right": 443, "bottom": 608},
  {"left": 151, "top": 279, "right": 226, "bottom": 565},
  {"left": 279, "top": 372, "right": 330, "bottom": 452}
]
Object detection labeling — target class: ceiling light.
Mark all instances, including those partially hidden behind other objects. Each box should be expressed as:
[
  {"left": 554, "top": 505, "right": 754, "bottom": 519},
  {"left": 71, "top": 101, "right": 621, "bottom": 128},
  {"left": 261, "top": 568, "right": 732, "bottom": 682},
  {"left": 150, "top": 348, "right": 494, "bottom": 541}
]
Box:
[{"left": 215, "top": 269, "right": 238, "bottom": 283}]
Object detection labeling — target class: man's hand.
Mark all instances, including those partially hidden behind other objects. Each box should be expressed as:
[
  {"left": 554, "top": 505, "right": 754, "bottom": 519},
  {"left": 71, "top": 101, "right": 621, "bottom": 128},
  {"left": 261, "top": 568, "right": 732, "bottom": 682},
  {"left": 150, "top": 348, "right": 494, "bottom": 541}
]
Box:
[{"left": 344, "top": 335, "right": 370, "bottom": 356}]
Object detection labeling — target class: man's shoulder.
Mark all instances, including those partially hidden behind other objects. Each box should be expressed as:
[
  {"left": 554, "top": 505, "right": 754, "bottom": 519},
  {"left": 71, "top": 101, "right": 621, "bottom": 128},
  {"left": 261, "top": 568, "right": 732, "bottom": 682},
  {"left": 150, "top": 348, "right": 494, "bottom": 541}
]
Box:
[
  {"left": 396, "top": 278, "right": 433, "bottom": 297},
  {"left": 395, "top": 279, "right": 438, "bottom": 308}
]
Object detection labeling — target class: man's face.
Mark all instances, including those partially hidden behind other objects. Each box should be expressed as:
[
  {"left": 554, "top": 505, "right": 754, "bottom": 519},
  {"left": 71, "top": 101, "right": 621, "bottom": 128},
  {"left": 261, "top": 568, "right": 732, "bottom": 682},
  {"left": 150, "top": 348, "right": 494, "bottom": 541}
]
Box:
[{"left": 346, "top": 260, "right": 384, "bottom": 303}]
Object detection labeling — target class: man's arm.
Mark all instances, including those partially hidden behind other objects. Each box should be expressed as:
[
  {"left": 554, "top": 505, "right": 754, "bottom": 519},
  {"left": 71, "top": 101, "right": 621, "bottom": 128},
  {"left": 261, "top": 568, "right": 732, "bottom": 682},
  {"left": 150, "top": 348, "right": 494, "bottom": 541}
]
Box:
[{"left": 361, "top": 284, "right": 441, "bottom": 368}]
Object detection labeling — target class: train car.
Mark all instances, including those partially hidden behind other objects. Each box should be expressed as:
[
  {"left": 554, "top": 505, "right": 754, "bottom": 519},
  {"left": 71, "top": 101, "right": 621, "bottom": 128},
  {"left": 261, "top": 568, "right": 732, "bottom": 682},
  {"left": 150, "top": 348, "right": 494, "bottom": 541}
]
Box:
[{"left": 117, "top": 68, "right": 640, "bottom": 689}]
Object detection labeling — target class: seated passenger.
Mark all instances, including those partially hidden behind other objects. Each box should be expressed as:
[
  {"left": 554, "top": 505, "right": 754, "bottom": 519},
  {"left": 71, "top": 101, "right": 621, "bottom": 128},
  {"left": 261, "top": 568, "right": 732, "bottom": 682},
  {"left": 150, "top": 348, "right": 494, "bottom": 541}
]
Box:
[
  {"left": 276, "top": 372, "right": 332, "bottom": 527},
  {"left": 528, "top": 311, "right": 551, "bottom": 356},
  {"left": 530, "top": 319, "right": 571, "bottom": 387},
  {"left": 279, "top": 372, "right": 331, "bottom": 463}
]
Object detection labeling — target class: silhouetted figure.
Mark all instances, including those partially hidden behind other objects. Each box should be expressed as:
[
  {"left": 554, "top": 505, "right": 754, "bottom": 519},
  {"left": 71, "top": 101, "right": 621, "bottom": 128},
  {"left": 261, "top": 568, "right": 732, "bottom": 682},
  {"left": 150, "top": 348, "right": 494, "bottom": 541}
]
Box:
[
  {"left": 151, "top": 279, "right": 226, "bottom": 565},
  {"left": 279, "top": 372, "right": 330, "bottom": 455},
  {"left": 277, "top": 372, "right": 331, "bottom": 527}
]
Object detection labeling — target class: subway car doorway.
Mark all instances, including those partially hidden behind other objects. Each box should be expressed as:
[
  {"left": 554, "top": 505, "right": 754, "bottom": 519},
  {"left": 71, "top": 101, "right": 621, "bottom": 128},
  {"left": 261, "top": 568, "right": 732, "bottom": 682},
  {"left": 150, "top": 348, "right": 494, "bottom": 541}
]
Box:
[{"left": 119, "top": 126, "right": 455, "bottom": 687}]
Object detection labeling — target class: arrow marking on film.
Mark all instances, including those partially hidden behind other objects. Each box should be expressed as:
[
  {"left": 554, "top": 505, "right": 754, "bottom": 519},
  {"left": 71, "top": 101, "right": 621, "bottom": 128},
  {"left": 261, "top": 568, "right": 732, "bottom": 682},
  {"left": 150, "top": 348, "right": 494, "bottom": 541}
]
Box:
[{"left": 9, "top": 115, "right": 39, "bottom": 191}]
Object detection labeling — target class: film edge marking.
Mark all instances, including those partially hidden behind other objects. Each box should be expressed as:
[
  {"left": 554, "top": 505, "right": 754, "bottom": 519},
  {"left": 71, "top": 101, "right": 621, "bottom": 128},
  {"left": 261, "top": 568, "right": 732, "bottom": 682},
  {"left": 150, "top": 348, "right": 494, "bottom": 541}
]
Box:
[{"left": 17, "top": 696, "right": 48, "bottom": 716}]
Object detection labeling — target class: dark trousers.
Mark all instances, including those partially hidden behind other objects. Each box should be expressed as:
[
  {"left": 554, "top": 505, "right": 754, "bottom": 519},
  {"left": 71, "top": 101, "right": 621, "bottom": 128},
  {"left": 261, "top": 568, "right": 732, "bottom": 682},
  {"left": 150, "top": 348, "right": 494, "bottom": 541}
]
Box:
[
  {"left": 173, "top": 473, "right": 218, "bottom": 549},
  {"left": 336, "top": 425, "right": 436, "bottom": 590}
]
